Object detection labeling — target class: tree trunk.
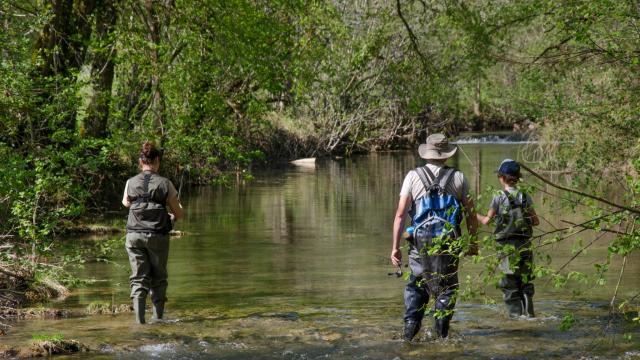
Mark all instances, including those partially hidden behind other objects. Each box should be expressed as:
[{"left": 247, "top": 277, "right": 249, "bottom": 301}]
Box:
[
  {"left": 118, "top": 64, "right": 152, "bottom": 130},
  {"left": 30, "top": 0, "right": 97, "bottom": 143},
  {"left": 34, "top": 0, "right": 96, "bottom": 77},
  {"left": 84, "top": 0, "right": 118, "bottom": 138},
  {"left": 145, "top": 0, "right": 165, "bottom": 140},
  {"left": 1, "top": 15, "right": 8, "bottom": 60},
  {"left": 473, "top": 77, "right": 482, "bottom": 117}
]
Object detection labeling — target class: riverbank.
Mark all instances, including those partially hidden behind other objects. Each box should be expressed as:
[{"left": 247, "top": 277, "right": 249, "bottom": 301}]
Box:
[
  {"left": 0, "top": 265, "right": 69, "bottom": 318},
  {"left": 0, "top": 228, "right": 184, "bottom": 321},
  {"left": 0, "top": 337, "right": 87, "bottom": 358}
]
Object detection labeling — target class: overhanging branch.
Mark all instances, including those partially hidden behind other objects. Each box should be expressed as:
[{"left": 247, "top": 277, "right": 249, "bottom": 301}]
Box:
[
  {"left": 396, "top": 0, "right": 430, "bottom": 74},
  {"left": 520, "top": 163, "right": 640, "bottom": 215}
]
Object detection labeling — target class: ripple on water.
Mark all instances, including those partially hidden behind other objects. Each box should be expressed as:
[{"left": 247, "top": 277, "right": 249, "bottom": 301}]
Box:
[
  {"left": 139, "top": 343, "right": 177, "bottom": 357},
  {"left": 623, "top": 350, "right": 640, "bottom": 359}
]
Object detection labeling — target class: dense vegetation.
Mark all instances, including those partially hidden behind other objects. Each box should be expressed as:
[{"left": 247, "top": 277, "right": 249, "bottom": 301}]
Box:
[{"left": 0, "top": 0, "right": 638, "bottom": 323}]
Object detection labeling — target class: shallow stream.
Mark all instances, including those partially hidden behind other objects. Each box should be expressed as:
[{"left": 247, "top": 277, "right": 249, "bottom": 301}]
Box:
[{"left": 3, "top": 137, "right": 639, "bottom": 359}]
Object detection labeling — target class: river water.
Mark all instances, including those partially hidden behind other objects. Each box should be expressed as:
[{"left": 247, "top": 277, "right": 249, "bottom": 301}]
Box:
[{"left": 3, "top": 138, "right": 639, "bottom": 359}]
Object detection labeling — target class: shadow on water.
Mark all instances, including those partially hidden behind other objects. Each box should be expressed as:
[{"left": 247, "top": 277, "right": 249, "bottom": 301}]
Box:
[{"left": 4, "top": 140, "right": 639, "bottom": 359}]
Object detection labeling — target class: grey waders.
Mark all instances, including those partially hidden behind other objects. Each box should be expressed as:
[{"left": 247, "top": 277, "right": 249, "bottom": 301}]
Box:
[
  {"left": 134, "top": 298, "right": 146, "bottom": 324},
  {"left": 523, "top": 293, "right": 534, "bottom": 317},
  {"left": 497, "top": 238, "right": 535, "bottom": 319},
  {"left": 493, "top": 189, "right": 536, "bottom": 320},
  {"left": 504, "top": 293, "right": 534, "bottom": 318},
  {"left": 403, "top": 321, "right": 421, "bottom": 342},
  {"left": 153, "top": 301, "right": 165, "bottom": 320},
  {"left": 435, "top": 316, "right": 451, "bottom": 338},
  {"left": 505, "top": 298, "right": 523, "bottom": 318}
]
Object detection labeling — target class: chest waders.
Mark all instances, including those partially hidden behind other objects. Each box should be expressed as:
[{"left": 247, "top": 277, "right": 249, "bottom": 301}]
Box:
[
  {"left": 495, "top": 190, "right": 535, "bottom": 318},
  {"left": 126, "top": 172, "right": 172, "bottom": 324},
  {"left": 403, "top": 166, "right": 462, "bottom": 341}
]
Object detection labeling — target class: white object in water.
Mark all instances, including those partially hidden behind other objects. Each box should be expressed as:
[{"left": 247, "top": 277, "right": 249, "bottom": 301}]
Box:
[{"left": 291, "top": 158, "right": 316, "bottom": 167}]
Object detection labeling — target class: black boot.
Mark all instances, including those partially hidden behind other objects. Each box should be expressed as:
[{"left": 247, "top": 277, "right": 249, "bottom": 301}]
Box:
[
  {"left": 133, "top": 298, "right": 146, "bottom": 324},
  {"left": 522, "top": 294, "right": 534, "bottom": 318},
  {"left": 152, "top": 301, "right": 164, "bottom": 320},
  {"left": 403, "top": 321, "right": 421, "bottom": 342},
  {"left": 505, "top": 299, "right": 523, "bottom": 319},
  {"left": 434, "top": 318, "right": 450, "bottom": 338}
]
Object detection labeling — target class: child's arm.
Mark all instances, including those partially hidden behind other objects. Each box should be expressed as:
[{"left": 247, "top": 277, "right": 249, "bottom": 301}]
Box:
[{"left": 476, "top": 208, "right": 496, "bottom": 225}]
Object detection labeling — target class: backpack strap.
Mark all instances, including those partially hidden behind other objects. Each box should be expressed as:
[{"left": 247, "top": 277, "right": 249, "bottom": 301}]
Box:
[
  {"left": 133, "top": 172, "right": 166, "bottom": 206},
  {"left": 142, "top": 173, "right": 151, "bottom": 197},
  {"left": 503, "top": 189, "right": 525, "bottom": 209},
  {"left": 423, "top": 166, "right": 437, "bottom": 184},
  {"left": 415, "top": 166, "right": 435, "bottom": 191},
  {"left": 417, "top": 166, "right": 457, "bottom": 195},
  {"left": 502, "top": 189, "right": 512, "bottom": 206},
  {"left": 437, "top": 167, "right": 456, "bottom": 193}
]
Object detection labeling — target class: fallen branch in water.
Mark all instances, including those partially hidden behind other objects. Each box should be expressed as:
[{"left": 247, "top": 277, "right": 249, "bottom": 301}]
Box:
[{"left": 520, "top": 163, "right": 640, "bottom": 215}]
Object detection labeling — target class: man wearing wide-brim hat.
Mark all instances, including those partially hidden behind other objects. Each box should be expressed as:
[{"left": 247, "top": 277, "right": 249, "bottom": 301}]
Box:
[{"left": 390, "top": 133, "right": 478, "bottom": 341}]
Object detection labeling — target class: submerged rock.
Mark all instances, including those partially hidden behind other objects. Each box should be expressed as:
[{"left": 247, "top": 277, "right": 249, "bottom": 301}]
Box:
[{"left": 0, "top": 345, "right": 18, "bottom": 358}]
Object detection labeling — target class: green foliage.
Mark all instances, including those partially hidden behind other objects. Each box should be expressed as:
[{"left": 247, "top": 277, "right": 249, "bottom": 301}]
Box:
[
  {"left": 559, "top": 313, "right": 577, "bottom": 331},
  {"left": 31, "top": 334, "right": 64, "bottom": 342}
]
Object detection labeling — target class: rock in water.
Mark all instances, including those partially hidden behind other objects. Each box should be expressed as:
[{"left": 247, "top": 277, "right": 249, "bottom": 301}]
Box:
[{"left": 290, "top": 158, "right": 316, "bottom": 168}]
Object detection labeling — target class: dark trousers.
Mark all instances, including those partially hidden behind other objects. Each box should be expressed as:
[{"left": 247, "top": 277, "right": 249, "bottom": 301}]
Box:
[
  {"left": 404, "top": 253, "right": 459, "bottom": 325},
  {"left": 497, "top": 238, "right": 535, "bottom": 314},
  {"left": 125, "top": 232, "right": 170, "bottom": 305}
]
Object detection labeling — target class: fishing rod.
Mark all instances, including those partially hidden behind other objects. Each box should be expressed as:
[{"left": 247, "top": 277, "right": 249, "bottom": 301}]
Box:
[
  {"left": 372, "top": 254, "right": 406, "bottom": 278},
  {"left": 387, "top": 264, "right": 404, "bottom": 278}
]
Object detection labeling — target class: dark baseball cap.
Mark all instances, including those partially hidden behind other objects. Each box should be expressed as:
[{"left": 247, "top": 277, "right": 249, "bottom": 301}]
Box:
[{"left": 496, "top": 159, "right": 521, "bottom": 177}]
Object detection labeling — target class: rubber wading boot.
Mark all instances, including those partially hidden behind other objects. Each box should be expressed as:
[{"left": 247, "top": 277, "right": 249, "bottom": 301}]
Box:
[
  {"left": 133, "top": 298, "right": 146, "bottom": 324},
  {"left": 505, "top": 299, "right": 523, "bottom": 319},
  {"left": 523, "top": 294, "right": 535, "bottom": 318},
  {"left": 435, "top": 318, "right": 450, "bottom": 338},
  {"left": 403, "top": 321, "right": 421, "bottom": 342},
  {"left": 153, "top": 302, "right": 164, "bottom": 320}
]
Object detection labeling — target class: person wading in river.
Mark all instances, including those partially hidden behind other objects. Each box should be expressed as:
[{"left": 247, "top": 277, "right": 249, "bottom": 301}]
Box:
[
  {"left": 122, "top": 141, "right": 184, "bottom": 324},
  {"left": 477, "top": 159, "right": 539, "bottom": 319},
  {"left": 391, "top": 133, "right": 478, "bottom": 340}
]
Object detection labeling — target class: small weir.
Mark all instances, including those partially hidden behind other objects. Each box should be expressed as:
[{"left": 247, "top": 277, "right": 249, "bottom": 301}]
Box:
[{"left": 453, "top": 132, "right": 537, "bottom": 144}]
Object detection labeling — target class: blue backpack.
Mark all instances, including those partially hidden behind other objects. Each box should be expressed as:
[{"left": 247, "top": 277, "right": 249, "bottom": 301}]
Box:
[{"left": 407, "top": 166, "right": 462, "bottom": 260}]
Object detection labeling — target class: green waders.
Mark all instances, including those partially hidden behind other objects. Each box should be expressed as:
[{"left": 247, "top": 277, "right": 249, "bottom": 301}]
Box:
[{"left": 126, "top": 232, "right": 170, "bottom": 324}]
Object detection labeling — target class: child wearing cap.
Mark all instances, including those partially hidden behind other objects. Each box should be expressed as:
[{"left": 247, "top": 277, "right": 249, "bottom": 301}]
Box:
[{"left": 477, "top": 159, "right": 540, "bottom": 318}]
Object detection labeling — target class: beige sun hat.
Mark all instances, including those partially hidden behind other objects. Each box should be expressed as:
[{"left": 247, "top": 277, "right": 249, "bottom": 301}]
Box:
[{"left": 418, "top": 133, "right": 458, "bottom": 160}]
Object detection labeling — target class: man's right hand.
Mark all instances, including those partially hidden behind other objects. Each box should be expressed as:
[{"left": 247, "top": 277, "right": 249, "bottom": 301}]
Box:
[{"left": 391, "top": 248, "right": 402, "bottom": 267}]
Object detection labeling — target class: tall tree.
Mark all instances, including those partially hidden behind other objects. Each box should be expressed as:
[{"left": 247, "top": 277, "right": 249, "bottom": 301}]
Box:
[
  {"left": 29, "top": 0, "right": 97, "bottom": 144},
  {"left": 84, "top": 0, "right": 118, "bottom": 138},
  {"left": 144, "top": 0, "right": 166, "bottom": 140}
]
